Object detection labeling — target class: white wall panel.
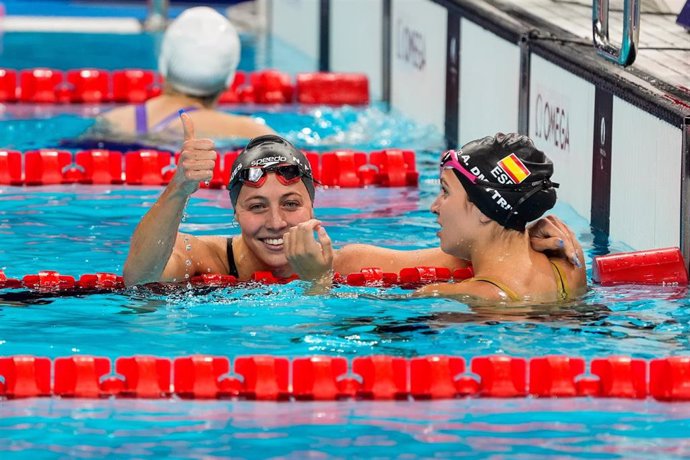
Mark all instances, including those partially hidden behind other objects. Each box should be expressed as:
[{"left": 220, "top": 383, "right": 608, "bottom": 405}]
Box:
[
  {"left": 529, "top": 55, "right": 595, "bottom": 221},
  {"left": 391, "top": 0, "right": 447, "bottom": 132},
  {"left": 610, "top": 97, "right": 682, "bottom": 250},
  {"left": 330, "top": 0, "right": 383, "bottom": 101},
  {"left": 458, "top": 19, "right": 520, "bottom": 145},
  {"left": 271, "top": 0, "right": 319, "bottom": 65}
]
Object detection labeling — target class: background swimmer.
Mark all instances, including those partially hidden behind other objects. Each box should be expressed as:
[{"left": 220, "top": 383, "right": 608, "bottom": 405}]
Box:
[{"left": 100, "top": 6, "right": 273, "bottom": 139}]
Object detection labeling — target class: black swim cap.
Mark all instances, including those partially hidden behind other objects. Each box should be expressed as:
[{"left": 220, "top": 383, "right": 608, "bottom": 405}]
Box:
[
  {"left": 441, "top": 133, "right": 558, "bottom": 231},
  {"left": 228, "top": 135, "right": 316, "bottom": 207}
]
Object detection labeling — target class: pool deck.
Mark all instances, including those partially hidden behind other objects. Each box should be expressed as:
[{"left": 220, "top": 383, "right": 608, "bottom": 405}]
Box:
[{"left": 495, "top": 0, "right": 690, "bottom": 97}]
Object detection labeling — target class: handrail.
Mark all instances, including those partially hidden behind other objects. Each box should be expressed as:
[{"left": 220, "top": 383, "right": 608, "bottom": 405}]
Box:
[{"left": 592, "top": 0, "right": 640, "bottom": 66}]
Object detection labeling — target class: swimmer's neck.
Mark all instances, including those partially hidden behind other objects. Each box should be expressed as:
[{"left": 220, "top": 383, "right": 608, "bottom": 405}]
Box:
[
  {"left": 154, "top": 92, "right": 207, "bottom": 109},
  {"left": 160, "top": 82, "right": 222, "bottom": 108},
  {"left": 468, "top": 230, "right": 534, "bottom": 275}
]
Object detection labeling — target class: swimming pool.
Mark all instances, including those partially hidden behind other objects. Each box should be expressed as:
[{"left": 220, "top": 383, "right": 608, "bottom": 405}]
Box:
[{"left": 2, "top": 27, "right": 690, "bottom": 459}]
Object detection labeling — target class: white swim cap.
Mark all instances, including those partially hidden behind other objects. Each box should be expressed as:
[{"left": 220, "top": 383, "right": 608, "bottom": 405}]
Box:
[{"left": 159, "top": 7, "right": 240, "bottom": 96}]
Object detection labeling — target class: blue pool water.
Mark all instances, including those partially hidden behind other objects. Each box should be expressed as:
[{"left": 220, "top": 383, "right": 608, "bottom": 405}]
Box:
[{"left": 2, "top": 30, "right": 690, "bottom": 458}]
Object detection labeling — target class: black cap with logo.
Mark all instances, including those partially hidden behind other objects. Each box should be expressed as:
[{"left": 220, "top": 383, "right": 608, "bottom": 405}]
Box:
[
  {"left": 228, "top": 135, "right": 316, "bottom": 207},
  {"left": 442, "top": 133, "right": 558, "bottom": 231}
]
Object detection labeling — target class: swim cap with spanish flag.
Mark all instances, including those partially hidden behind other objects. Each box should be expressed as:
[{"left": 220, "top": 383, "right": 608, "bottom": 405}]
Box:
[{"left": 441, "top": 133, "right": 558, "bottom": 231}]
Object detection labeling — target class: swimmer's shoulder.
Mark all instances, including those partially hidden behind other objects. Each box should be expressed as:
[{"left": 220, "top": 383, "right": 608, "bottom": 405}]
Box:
[
  {"left": 548, "top": 257, "right": 588, "bottom": 298},
  {"left": 98, "top": 105, "right": 137, "bottom": 133},
  {"left": 187, "top": 235, "right": 233, "bottom": 275},
  {"left": 189, "top": 110, "right": 274, "bottom": 138}
]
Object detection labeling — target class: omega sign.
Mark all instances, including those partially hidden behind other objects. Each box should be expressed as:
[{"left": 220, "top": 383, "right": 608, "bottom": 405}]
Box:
[
  {"left": 534, "top": 93, "right": 570, "bottom": 152},
  {"left": 396, "top": 19, "right": 426, "bottom": 70}
]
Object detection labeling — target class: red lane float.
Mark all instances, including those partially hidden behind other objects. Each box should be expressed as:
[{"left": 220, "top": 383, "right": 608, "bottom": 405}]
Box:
[
  {"left": 112, "top": 69, "right": 160, "bottom": 103},
  {"left": 593, "top": 247, "right": 688, "bottom": 286},
  {"left": 75, "top": 150, "right": 124, "bottom": 184},
  {"left": 125, "top": 150, "right": 173, "bottom": 185},
  {"left": 67, "top": 69, "right": 109, "bottom": 103},
  {"left": 410, "top": 356, "right": 465, "bottom": 399},
  {"left": 1, "top": 68, "right": 368, "bottom": 105},
  {"left": 2, "top": 354, "right": 689, "bottom": 401},
  {"left": 292, "top": 356, "right": 349, "bottom": 400},
  {"left": 19, "top": 68, "right": 66, "bottom": 103},
  {"left": 0, "top": 69, "right": 17, "bottom": 102},
  {"left": 369, "top": 149, "right": 418, "bottom": 187},
  {"left": 24, "top": 150, "right": 74, "bottom": 185},
  {"left": 296, "top": 72, "right": 369, "bottom": 105},
  {"left": 0, "top": 150, "right": 22, "bottom": 185},
  {"left": 2, "top": 149, "right": 417, "bottom": 188},
  {"left": 650, "top": 357, "right": 690, "bottom": 401},
  {"left": 0, "top": 356, "right": 51, "bottom": 398}
]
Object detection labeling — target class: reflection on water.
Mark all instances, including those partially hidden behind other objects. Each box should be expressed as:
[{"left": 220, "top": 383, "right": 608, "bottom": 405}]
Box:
[
  {"left": 1, "top": 279, "right": 689, "bottom": 359},
  {"left": 1, "top": 398, "right": 690, "bottom": 458}
]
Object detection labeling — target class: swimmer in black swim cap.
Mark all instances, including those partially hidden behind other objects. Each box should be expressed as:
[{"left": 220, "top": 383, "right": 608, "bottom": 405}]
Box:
[
  {"left": 228, "top": 135, "right": 316, "bottom": 208},
  {"left": 414, "top": 132, "right": 587, "bottom": 302}
]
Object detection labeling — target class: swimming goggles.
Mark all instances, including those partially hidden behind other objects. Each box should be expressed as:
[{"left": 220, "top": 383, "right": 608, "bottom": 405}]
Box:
[
  {"left": 440, "top": 149, "right": 479, "bottom": 184},
  {"left": 235, "top": 164, "right": 307, "bottom": 188}
]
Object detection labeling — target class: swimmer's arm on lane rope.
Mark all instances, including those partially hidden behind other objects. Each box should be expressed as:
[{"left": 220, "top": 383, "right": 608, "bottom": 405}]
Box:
[
  {"left": 122, "top": 111, "right": 218, "bottom": 286},
  {"left": 334, "top": 245, "right": 469, "bottom": 274},
  {"left": 322, "top": 216, "right": 581, "bottom": 275}
]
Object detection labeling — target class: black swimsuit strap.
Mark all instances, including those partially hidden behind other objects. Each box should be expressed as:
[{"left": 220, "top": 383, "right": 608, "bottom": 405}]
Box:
[{"left": 226, "top": 237, "right": 239, "bottom": 278}]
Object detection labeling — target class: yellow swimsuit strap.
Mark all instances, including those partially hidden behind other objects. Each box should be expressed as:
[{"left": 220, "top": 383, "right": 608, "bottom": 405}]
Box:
[
  {"left": 549, "top": 260, "right": 569, "bottom": 301},
  {"left": 464, "top": 261, "right": 570, "bottom": 302},
  {"left": 462, "top": 276, "right": 521, "bottom": 301}
]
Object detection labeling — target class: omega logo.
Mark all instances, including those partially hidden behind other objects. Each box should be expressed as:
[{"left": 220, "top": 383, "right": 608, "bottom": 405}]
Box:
[
  {"left": 534, "top": 93, "right": 570, "bottom": 152},
  {"left": 396, "top": 19, "right": 426, "bottom": 70}
]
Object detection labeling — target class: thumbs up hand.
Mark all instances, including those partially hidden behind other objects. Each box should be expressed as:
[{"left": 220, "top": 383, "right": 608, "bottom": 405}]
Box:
[{"left": 171, "top": 110, "right": 218, "bottom": 197}]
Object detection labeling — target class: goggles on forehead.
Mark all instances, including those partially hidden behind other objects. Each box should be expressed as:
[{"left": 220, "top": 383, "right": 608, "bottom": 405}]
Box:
[
  {"left": 441, "top": 149, "right": 479, "bottom": 184},
  {"left": 236, "top": 164, "right": 307, "bottom": 188},
  {"left": 440, "top": 149, "right": 558, "bottom": 191}
]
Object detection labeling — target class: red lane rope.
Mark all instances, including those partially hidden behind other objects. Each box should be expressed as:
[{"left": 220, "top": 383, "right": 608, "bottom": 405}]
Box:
[
  {"left": 0, "top": 354, "right": 687, "bottom": 401},
  {"left": 0, "top": 69, "right": 369, "bottom": 105},
  {"left": 0, "top": 148, "right": 418, "bottom": 188},
  {"left": 0, "top": 267, "right": 473, "bottom": 292},
  {"left": 1, "top": 248, "right": 687, "bottom": 291}
]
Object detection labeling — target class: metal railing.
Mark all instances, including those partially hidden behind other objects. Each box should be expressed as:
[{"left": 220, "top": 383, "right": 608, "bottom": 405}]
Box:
[{"left": 592, "top": 0, "right": 640, "bottom": 66}]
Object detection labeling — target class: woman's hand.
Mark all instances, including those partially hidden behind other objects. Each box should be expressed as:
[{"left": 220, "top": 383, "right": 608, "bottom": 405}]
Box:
[
  {"left": 284, "top": 219, "right": 334, "bottom": 283},
  {"left": 170, "top": 111, "right": 218, "bottom": 197},
  {"left": 527, "top": 215, "right": 582, "bottom": 267}
]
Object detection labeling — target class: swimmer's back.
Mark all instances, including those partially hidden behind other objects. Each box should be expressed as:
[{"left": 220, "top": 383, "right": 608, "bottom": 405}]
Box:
[
  {"left": 418, "top": 254, "right": 586, "bottom": 302},
  {"left": 100, "top": 99, "right": 274, "bottom": 138}
]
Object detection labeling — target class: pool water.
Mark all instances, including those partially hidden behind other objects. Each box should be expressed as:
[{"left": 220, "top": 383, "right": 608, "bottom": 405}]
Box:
[{"left": 2, "top": 30, "right": 690, "bottom": 459}]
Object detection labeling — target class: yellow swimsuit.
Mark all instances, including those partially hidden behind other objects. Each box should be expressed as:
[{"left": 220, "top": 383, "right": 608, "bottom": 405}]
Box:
[{"left": 462, "top": 261, "right": 569, "bottom": 301}]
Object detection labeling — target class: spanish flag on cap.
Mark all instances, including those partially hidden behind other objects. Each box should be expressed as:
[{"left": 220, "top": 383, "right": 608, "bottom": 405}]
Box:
[{"left": 498, "top": 153, "right": 531, "bottom": 184}]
